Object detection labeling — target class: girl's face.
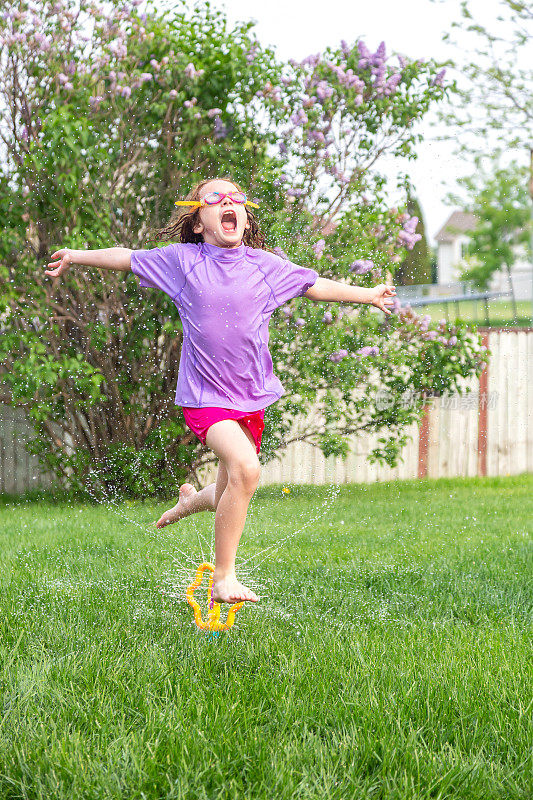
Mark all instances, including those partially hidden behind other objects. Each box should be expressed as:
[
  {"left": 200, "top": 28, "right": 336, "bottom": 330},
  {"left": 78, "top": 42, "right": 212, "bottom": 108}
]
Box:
[{"left": 193, "top": 179, "right": 250, "bottom": 249}]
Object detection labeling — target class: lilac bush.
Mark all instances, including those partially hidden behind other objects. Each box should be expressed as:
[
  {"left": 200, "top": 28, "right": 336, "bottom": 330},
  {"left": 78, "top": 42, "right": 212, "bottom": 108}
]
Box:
[{"left": 0, "top": 0, "right": 487, "bottom": 494}]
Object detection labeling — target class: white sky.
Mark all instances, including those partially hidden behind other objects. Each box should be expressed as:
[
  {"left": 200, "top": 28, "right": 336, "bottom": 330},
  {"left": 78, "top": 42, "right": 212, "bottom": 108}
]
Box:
[{"left": 206, "top": 0, "right": 522, "bottom": 245}]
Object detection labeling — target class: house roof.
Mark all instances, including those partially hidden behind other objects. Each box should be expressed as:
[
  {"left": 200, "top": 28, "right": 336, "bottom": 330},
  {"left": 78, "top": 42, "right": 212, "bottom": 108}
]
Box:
[{"left": 434, "top": 211, "right": 478, "bottom": 243}]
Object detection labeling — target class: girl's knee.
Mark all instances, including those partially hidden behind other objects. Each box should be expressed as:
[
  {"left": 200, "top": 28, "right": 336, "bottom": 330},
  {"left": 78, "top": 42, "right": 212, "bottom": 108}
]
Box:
[{"left": 229, "top": 458, "right": 260, "bottom": 493}]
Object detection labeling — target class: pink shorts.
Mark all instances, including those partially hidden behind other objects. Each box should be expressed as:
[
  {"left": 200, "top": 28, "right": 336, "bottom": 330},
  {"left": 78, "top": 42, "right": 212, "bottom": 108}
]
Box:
[{"left": 181, "top": 406, "right": 266, "bottom": 454}]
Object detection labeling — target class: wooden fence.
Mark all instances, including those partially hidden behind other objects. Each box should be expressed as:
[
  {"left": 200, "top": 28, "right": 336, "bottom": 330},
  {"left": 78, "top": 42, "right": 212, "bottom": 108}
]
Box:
[
  {"left": 1, "top": 329, "right": 532, "bottom": 493},
  {"left": 0, "top": 403, "right": 56, "bottom": 494}
]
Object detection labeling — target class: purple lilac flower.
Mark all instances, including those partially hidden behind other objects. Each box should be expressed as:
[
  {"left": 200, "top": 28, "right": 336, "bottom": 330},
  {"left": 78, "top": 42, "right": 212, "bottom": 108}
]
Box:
[
  {"left": 356, "top": 345, "right": 379, "bottom": 357},
  {"left": 344, "top": 70, "right": 364, "bottom": 91},
  {"left": 120, "top": 86, "right": 131, "bottom": 98},
  {"left": 329, "top": 164, "right": 349, "bottom": 184},
  {"left": 245, "top": 43, "right": 259, "bottom": 64},
  {"left": 349, "top": 259, "right": 374, "bottom": 274},
  {"left": 34, "top": 32, "right": 47, "bottom": 48},
  {"left": 423, "top": 330, "right": 438, "bottom": 340},
  {"left": 448, "top": 335, "right": 458, "bottom": 346},
  {"left": 109, "top": 40, "right": 127, "bottom": 59},
  {"left": 357, "top": 40, "right": 371, "bottom": 62},
  {"left": 374, "top": 41, "right": 386, "bottom": 65},
  {"left": 432, "top": 68, "right": 446, "bottom": 87},
  {"left": 301, "top": 53, "right": 321, "bottom": 67},
  {"left": 213, "top": 116, "right": 229, "bottom": 140},
  {"left": 373, "top": 63, "right": 386, "bottom": 91},
  {"left": 294, "top": 318, "right": 306, "bottom": 327},
  {"left": 329, "top": 349, "right": 349, "bottom": 362},
  {"left": 316, "top": 81, "right": 334, "bottom": 102},
  {"left": 390, "top": 296, "right": 401, "bottom": 313},
  {"left": 313, "top": 239, "right": 326, "bottom": 259},
  {"left": 323, "top": 311, "right": 333, "bottom": 324},
  {"left": 308, "top": 130, "right": 326, "bottom": 144},
  {"left": 398, "top": 230, "right": 422, "bottom": 250},
  {"left": 290, "top": 109, "right": 308, "bottom": 125},
  {"left": 397, "top": 215, "right": 422, "bottom": 250},
  {"left": 384, "top": 72, "right": 401, "bottom": 96},
  {"left": 340, "top": 40, "right": 351, "bottom": 56}
]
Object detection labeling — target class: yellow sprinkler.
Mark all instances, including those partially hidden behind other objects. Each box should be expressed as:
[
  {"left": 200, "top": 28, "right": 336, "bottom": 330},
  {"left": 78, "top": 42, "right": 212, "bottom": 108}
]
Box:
[{"left": 186, "top": 562, "right": 244, "bottom": 632}]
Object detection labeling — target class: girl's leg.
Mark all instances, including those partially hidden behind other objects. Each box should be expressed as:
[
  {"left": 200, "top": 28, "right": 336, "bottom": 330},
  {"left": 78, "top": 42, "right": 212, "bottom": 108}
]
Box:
[
  {"left": 205, "top": 419, "right": 260, "bottom": 603},
  {"left": 154, "top": 461, "right": 229, "bottom": 528}
]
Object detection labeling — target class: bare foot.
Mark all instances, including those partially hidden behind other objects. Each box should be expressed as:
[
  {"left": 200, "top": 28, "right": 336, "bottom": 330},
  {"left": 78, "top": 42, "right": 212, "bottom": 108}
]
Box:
[
  {"left": 154, "top": 483, "right": 197, "bottom": 529},
  {"left": 211, "top": 574, "right": 259, "bottom": 604}
]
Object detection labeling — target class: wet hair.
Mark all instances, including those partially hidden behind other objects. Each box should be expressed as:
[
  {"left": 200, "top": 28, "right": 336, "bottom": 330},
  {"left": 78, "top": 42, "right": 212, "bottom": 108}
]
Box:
[{"left": 147, "top": 176, "right": 271, "bottom": 250}]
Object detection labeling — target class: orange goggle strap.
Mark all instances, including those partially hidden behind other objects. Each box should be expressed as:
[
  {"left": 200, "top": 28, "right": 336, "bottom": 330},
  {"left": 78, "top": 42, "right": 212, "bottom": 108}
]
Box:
[{"left": 174, "top": 199, "right": 259, "bottom": 209}]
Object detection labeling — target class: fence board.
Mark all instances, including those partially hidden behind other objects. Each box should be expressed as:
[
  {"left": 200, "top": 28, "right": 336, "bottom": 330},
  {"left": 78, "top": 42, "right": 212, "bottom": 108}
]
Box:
[
  {"left": 525, "top": 334, "right": 533, "bottom": 472},
  {"left": 487, "top": 332, "right": 499, "bottom": 477},
  {"left": 516, "top": 332, "right": 528, "bottom": 473},
  {"left": 467, "top": 374, "right": 479, "bottom": 477},
  {"left": 499, "top": 333, "right": 511, "bottom": 476}
]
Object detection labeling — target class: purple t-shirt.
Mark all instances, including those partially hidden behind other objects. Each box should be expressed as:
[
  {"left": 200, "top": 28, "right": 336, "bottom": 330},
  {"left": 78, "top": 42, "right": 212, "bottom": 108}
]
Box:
[{"left": 130, "top": 241, "right": 319, "bottom": 412}]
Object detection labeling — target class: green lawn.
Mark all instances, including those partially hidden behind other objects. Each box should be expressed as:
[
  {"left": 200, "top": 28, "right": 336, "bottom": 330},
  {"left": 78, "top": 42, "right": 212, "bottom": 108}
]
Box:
[
  {"left": 1, "top": 475, "right": 532, "bottom": 799},
  {"left": 416, "top": 299, "right": 532, "bottom": 328}
]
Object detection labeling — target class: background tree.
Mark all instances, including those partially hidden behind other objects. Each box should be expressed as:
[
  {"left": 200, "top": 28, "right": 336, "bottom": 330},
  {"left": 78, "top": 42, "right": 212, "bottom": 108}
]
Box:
[
  {"left": 444, "top": 156, "right": 532, "bottom": 319},
  {"left": 430, "top": 0, "right": 533, "bottom": 320},
  {"left": 431, "top": 0, "right": 532, "bottom": 150},
  {"left": 394, "top": 191, "right": 432, "bottom": 286},
  {"left": 0, "top": 0, "right": 487, "bottom": 499}
]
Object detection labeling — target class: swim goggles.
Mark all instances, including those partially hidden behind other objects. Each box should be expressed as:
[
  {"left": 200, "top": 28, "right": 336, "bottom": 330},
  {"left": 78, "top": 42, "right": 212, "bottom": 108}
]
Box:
[{"left": 175, "top": 191, "right": 259, "bottom": 209}]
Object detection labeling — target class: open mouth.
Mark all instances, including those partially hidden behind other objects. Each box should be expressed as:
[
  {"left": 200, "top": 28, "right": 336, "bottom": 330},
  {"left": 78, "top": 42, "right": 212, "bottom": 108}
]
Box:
[{"left": 220, "top": 209, "right": 237, "bottom": 232}]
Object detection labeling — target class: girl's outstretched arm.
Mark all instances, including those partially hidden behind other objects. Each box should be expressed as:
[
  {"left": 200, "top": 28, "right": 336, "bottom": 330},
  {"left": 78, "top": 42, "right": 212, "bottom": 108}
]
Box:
[
  {"left": 304, "top": 277, "right": 396, "bottom": 315},
  {"left": 44, "top": 247, "right": 132, "bottom": 279}
]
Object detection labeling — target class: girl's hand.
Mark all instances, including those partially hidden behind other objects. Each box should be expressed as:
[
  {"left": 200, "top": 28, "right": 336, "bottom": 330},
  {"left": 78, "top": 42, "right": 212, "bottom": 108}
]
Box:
[
  {"left": 370, "top": 283, "right": 397, "bottom": 315},
  {"left": 44, "top": 248, "right": 73, "bottom": 278}
]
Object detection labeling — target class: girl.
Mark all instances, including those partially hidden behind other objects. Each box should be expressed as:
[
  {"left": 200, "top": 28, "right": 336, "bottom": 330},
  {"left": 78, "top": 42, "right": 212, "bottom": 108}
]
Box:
[{"left": 45, "top": 176, "right": 396, "bottom": 605}]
